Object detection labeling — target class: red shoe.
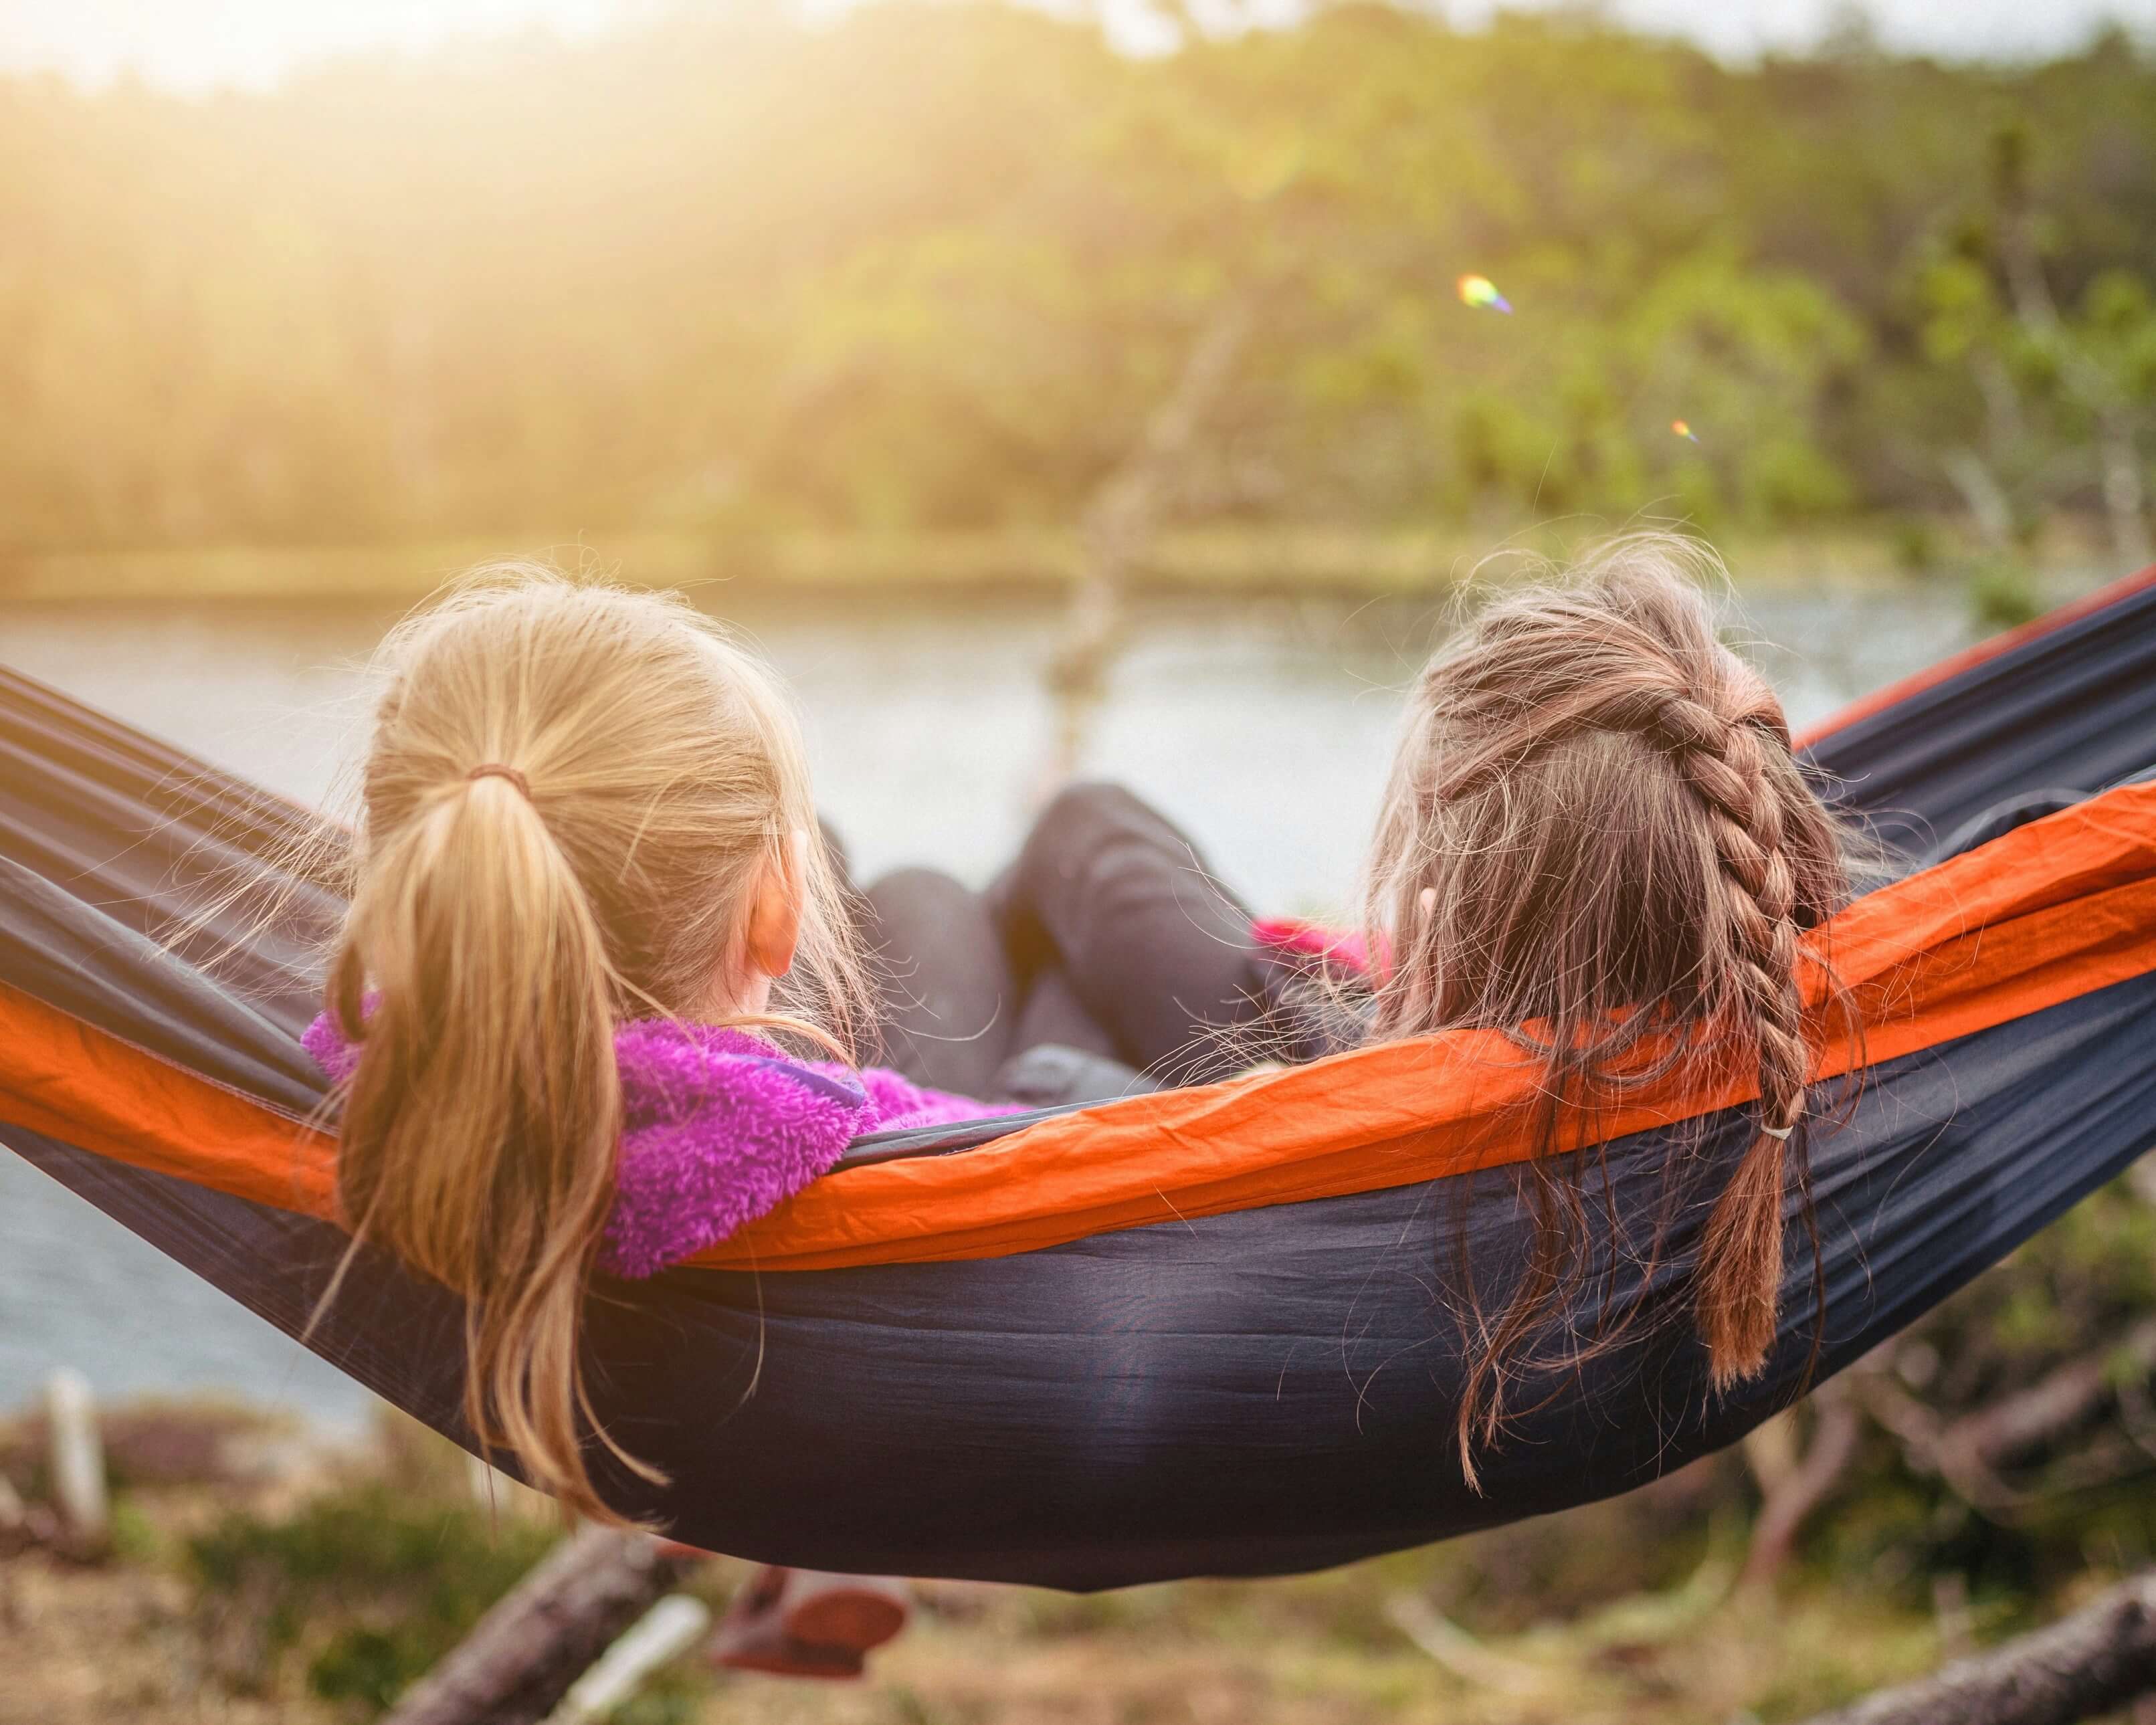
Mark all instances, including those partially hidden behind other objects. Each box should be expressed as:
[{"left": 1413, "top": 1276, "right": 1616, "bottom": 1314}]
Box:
[
  {"left": 708, "top": 1566, "right": 911, "bottom": 1680},
  {"left": 780, "top": 1570, "right": 911, "bottom": 1652},
  {"left": 706, "top": 1627, "right": 868, "bottom": 1680}
]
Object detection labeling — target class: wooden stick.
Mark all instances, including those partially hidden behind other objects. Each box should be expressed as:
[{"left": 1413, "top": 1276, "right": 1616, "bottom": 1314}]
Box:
[
  {"left": 383, "top": 1527, "right": 700, "bottom": 1725},
  {"left": 545, "top": 1593, "right": 712, "bottom": 1725},
  {"left": 43, "top": 1369, "right": 108, "bottom": 1557},
  {"left": 1796, "top": 1570, "right": 2156, "bottom": 1725},
  {"left": 1383, "top": 1593, "right": 1540, "bottom": 1694}
]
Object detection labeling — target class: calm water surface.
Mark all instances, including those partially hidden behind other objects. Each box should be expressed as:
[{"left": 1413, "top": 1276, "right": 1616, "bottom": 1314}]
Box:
[{"left": 0, "top": 581, "right": 1991, "bottom": 1425}]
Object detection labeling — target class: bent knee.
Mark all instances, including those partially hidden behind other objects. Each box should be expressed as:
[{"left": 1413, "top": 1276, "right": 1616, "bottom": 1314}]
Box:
[
  {"left": 1025, "top": 781, "right": 1153, "bottom": 859},
  {"left": 864, "top": 865, "right": 977, "bottom": 916}
]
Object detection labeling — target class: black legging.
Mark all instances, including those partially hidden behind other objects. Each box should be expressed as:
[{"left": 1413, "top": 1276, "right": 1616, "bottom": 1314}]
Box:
[
  {"left": 859, "top": 779, "right": 2103, "bottom": 1104},
  {"left": 854, "top": 867, "right": 1098, "bottom": 1099},
  {"left": 854, "top": 784, "right": 1345, "bottom": 1101}
]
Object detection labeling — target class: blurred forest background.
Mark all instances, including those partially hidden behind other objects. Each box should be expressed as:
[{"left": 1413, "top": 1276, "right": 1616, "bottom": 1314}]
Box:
[
  {"left": 3, "top": 0, "right": 2155, "bottom": 584},
  {"left": 7, "top": 5, "right": 2156, "bottom": 1724}
]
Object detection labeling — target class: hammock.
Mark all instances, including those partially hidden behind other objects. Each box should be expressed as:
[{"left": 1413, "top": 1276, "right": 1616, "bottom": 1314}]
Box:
[{"left": 4, "top": 570, "right": 2156, "bottom": 1591}]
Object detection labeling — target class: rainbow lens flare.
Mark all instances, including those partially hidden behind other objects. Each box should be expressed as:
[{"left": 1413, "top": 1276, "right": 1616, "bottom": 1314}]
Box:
[
  {"left": 1456, "top": 274, "right": 1512, "bottom": 313},
  {"left": 1672, "top": 419, "right": 1700, "bottom": 443}
]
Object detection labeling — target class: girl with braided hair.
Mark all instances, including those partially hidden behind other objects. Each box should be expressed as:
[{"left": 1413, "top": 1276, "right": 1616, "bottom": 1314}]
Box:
[
  {"left": 993, "top": 534, "right": 1858, "bottom": 1480},
  {"left": 1361, "top": 532, "right": 1855, "bottom": 1468}
]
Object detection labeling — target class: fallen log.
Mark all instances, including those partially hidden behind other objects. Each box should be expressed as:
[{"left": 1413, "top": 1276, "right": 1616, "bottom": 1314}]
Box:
[
  {"left": 1797, "top": 1570, "right": 2156, "bottom": 1725},
  {"left": 383, "top": 1527, "right": 700, "bottom": 1725}
]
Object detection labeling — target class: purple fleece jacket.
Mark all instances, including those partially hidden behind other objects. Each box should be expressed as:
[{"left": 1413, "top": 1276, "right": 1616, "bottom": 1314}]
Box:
[{"left": 301, "top": 1014, "right": 1007, "bottom": 1280}]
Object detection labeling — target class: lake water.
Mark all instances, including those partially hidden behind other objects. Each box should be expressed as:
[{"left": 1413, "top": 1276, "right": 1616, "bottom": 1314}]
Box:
[{"left": 0, "top": 579, "right": 2005, "bottom": 1428}]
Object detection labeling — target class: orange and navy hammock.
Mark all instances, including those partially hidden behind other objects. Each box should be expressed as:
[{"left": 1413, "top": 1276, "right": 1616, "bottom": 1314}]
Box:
[{"left": 5, "top": 571, "right": 2156, "bottom": 1589}]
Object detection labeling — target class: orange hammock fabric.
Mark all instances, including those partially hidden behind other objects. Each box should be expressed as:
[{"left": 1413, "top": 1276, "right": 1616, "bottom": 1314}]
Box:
[{"left": 7, "top": 775, "right": 2156, "bottom": 1274}]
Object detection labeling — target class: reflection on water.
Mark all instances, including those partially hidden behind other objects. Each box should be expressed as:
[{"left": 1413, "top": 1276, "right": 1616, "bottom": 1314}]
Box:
[{"left": 0, "top": 582, "right": 1983, "bottom": 1424}]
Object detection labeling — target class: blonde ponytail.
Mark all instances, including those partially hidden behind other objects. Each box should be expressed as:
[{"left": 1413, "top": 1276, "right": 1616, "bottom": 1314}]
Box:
[
  {"left": 323, "top": 565, "right": 873, "bottom": 1520},
  {"left": 332, "top": 769, "right": 628, "bottom": 1518}
]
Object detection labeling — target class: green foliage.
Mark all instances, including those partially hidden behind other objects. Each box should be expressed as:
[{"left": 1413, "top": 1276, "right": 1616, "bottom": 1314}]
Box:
[
  {"left": 310, "top": 1627, "right": 438, "bottom": 1713},
  {"left": 1888, "top": 514, "right": 1943, "bottom": 572},
  {"left": 1820, "top": 1175, "right": 2156, "bottom": 1610},
  {"left": 2, "top": 5, "right": 2153, "bottom": 555},
  {"left": 1968, "top": 559, "right": 2045, "bottom": 628},
  {"left": 107, "top": 1494, "right": 164, "bottom": 1564},
  {"left": 187, "top": 1480, "right": 557, "bottom": 1712},
  {"left": 605, "top": 1669, "right": 713, "bottom": 1725}
]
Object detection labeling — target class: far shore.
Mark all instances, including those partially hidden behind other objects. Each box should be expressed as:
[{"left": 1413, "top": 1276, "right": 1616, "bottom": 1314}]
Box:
[{"left": 0, "top": 523, "right": 2123, "bottom": 608}]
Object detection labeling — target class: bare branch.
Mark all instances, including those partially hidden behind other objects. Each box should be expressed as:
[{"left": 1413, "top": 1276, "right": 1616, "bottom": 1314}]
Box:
[
  {"left": 1048, "top": 298, "right": 1256, "bottom": 775},
  {"left": 1848, "top": 1371, "right": 2026, "bottom": 1514},
  {"left": 1850, "top": 1318, "right": 2156, "bottom": 1514},
  {"left": 1971, "top": 352, "right": 2029, "bottom": 458},
  {"left": 1741, "top": 1385, "right": 1864, "bottom": 1586},
  {"left": 1943, "top": 1316, "right": 2156, "bottom": 1474},
  {"left": 1993, "top": 161, "right": 2153, "bottom": 567},
  {"left": 1941, "top": 448, "right": 2016, "bottom": 550}
]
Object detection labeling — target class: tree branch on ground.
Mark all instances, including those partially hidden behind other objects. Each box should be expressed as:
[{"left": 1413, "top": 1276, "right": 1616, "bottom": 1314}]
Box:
[
  {"left": 1384, "top": 1592, "right": 1541, "bottom": 1694},
  {"left": 383, "top": 1527, "right": 701, "bottom": 1725},
  {"left": 1795, "top": 1568, "right": 2156, "bottom": 1725}
]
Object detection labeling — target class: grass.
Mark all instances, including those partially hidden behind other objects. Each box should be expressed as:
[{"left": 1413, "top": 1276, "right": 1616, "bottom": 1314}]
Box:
[
  {"left": 187, "top": 1480, "right": 559, "bottom": 1708},
  {"left": 3, "top": 1399, "right": 2074, "bottom": 1725}
]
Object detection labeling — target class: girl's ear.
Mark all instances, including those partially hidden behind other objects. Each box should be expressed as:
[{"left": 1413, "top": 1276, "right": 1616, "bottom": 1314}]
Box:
[{"left": 744, "top": 829, "right": 807, "bottom": 982}]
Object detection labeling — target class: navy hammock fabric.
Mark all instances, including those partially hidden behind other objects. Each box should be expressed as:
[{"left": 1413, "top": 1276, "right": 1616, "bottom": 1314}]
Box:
[{"left": 3, "top": 569, "right": 2156, "bottom": 1591}]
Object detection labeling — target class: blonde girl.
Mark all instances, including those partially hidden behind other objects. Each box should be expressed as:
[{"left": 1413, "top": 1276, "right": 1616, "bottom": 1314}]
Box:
[{"left": 306, "top": 568, "right": 1004, "bottom": 1661}]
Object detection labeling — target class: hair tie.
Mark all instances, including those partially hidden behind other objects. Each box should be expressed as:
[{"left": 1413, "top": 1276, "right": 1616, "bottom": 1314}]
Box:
[
  {"left": 466, "top": 763, "right": 531, "bottom": 799},
  {"left": 1759, "top": 1122, "right": 1795, "bottom": 1141}
]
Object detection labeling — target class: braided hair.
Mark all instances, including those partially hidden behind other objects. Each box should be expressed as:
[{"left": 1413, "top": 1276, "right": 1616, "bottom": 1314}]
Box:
[{"left": 1363, "top": 534, "right": 1852, "bottom": 1479}]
